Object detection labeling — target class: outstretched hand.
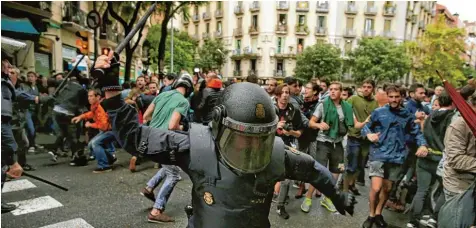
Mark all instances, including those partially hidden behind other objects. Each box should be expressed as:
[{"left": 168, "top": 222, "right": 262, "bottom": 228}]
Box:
[{"left": 94, "top": 50, "right": 114, "bottom": 69}]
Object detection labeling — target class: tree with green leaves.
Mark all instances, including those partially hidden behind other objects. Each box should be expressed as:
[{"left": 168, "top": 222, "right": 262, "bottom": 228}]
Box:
[
  {"left": 146, "top": 24, "right": 197, "bottom": 73},
  {"left": 196, "top": 39, "right": 229, "bottom": 72},
  {"left": 347, "top": 37, "right": 411, "bottom": 84},
  {"left": 406, "top": 15, "right": 467, "bottom": 86},
  {"left": 294, "top": 43, "right": 343, "bottom": 81}
]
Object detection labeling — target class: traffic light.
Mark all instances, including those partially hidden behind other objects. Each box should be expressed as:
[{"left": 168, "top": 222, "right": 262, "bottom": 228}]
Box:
[{"left": 75, "top": 31, "right": 89, "bottom": 55}]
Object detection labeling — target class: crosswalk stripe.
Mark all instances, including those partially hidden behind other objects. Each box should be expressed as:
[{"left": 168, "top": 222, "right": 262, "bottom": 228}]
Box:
[
  {"left": 39, "top": 218, "right": 94, "bottom": 228},
  {"left": 10, "top": 196, "right": 63, "bottom": 216},
  {"left": 2, "top": 179, "right": 37, "bottom": 193}
]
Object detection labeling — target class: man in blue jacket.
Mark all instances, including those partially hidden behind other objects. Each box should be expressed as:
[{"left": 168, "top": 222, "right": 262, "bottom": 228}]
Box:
[{"left": 361, "top": 85, "right": 428, "bottom": 228}]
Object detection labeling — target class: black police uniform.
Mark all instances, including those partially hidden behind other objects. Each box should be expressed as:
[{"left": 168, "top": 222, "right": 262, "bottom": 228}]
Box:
[{"left": 92, "top": 55, "right": 355, "bottom": 228}]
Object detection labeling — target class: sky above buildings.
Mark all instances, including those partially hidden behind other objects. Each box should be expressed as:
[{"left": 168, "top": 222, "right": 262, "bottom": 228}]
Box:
[{"left": 438, "top": 0, "right": 476, "bottom": 22}]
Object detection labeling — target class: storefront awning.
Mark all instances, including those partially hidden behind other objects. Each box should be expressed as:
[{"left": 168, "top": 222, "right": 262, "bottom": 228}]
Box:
[
  {"left": 1, "top": 15, "right": 39, "bottom": 35},
  {"left": 1, "top": 36, "right": 27, "bottom": 56}
]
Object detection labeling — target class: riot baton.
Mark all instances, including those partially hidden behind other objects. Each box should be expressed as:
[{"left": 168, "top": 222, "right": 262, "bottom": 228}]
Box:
[
  {"left": 22, "top": 172, "right": 69, "bottom": 192},
  {"left": 52, "top": 54, "right": 85, "bottom": 97}
]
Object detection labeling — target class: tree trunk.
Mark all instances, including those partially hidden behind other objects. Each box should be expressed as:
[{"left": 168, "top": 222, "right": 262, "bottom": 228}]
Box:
[
  {"left": 125, "top": 50, "right": 133, "bottom": 82},
  {"left": 157, "top": 2, "right": 172, "bottom": 72}
]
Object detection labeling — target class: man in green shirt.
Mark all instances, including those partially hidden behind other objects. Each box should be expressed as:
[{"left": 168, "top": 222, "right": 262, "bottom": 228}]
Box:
[
  {"left": 140, "top": 74, "right": 192, "bottom": 223},
  {"left": 344, "top": 79, "right": 379, "bottom": 193}
]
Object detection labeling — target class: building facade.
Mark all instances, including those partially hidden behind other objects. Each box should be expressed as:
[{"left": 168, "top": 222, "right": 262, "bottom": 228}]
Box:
[{"left": 179, "top": 1, "right": 435, "bottom": 81}]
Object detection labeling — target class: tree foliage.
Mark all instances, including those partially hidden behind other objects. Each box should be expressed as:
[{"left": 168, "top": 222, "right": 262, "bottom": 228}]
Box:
[
  {"left": 347, "top": 37, "right": 411, "bottom": 84},
  {"left": 406, "top": 15, "right": 466, "bottom": 86},
  {"left": 146, "top": 25, "right": 197, "bottom": 73},
  {"left": 196, "top": 39, "right": 229, "bottom": 72},
  {"left": 294, "top": 43, "right": 343, "bottom": 81}
]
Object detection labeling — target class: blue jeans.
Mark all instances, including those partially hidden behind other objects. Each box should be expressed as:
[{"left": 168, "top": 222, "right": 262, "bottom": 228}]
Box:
[
  {"left": 146, "top": 165, "right": 180, "bottom": 210},
  {"left": 2, "top": 121, "right": 17, "bottom": 188},
  {"left": 88, "top": 131, "right": 116, "bottom": 169},
  {"left": 346, "top": 137, "right": 360, "bottom": 173},
  {"left": 25, "top": 110, "right": 36, "bottom": 147}
]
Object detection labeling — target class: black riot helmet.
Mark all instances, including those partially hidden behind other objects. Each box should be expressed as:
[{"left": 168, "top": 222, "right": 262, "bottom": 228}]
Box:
[
  {"left": 212, "top": 82, "right": 278, "bottom": 174},
  {"left": 172, "top": 73, "right": 193, "bottom": 98}
]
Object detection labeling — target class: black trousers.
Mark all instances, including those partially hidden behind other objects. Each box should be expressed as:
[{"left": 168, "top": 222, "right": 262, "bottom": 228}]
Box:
[{"left": 53, "top": 112, "right": 82, "bottom": 156}]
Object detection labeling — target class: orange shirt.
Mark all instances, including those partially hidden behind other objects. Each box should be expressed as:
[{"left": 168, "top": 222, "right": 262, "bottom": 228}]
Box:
[{"left": 79, "top": 103, "right": 111, "bottom": 131}]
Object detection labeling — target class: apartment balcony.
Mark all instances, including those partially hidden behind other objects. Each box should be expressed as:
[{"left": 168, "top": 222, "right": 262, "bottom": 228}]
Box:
[
  {"left": 233, "top": 70, "right": 242, "bottom": 77},
  {"left": 295, "top": 25, "right": 310, "bottom": 36},
  {"left": 277, "top": 1, "right": 289, "bottom": 11},
  {"left": 343, "top": 28, "right": 356, "bottom": 38},
  {"left": 215, "top": 30, "right": 223, "bottom": 39},
  {"left": 248, "top": 70, "right": 258, "bottom": 77},
  {"left": 364, "top": 6, "right": 378, "bottom": 16},
  {"left": 274, "top": 70, "right": 286, "bottom": 77},
  {"left": 249, "top": 26, "right": 259, "bottom": 36},
  {"left": 275, "top": 24, "right": 288, "bottom": 35},
  {"left": 202, "top": 32, "right": 210, "bottom": 40},
  {"left": 250, "top": 1, "right": 260, "bottom": 12},
  {"left": 315, "top": 27, "right": 327, "bottom": 36},
  {"left": 419, "top": 20, "right": 426, "bottom": 30},
  {"left": 243, "top": 47, "right": 261, "bottom": 58},
  {"left": 362, "top": 30, "right": 376, "bottom": 37},
  {"left": 383, "top": 6, "right": 396, "bottom": 17},
  {"left": 215, "top": 9, "right": 223, "bottom": 18},
  {"left": 316, "top": 2, "right": 329, "bottom": 13},
  {"left": 412, "top": 15, "right": 418, "bottom": 24},
  {"left": 233, "top": 28, "right": 243, "bottom": 37},
  {"left": 345, "top": 4, "right": 358, "bottom": 15},
  {"left": 274, "top": 50, "right": 296, "bottom": 59},
  {"left": 3, "top": 1, "right": 52, "bottom": 19},
  {"left": 231, "top": 49, "right": 244, "bottom": 60},
  {"left": 203, "top": 12, "right": 211, "bottom": 21},
  {"left": 406, "top": 9, "right": 413, "bottom": 21},
  {"left": 382, "top": 31, "right": 394, "bottom": 38},
  {"left": 192, "top": 14, "right": 200, "bottom": 23},
  {"left": 296, "top": 1, "right": 309, "bottom": 12},
  {"left": 62, "top": 2, "right": 87, "bottom": 32},
  {"left": 101, "top": 27, "right": 124, "bottom": 47},
  {"left": 234, "top": 5, "right": 244, "bottom": 15}
]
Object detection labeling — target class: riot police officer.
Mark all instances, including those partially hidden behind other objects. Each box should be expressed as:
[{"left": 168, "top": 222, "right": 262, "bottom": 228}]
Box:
[{"left": 92, "top": 51, "right": 356, "bottom": 228}]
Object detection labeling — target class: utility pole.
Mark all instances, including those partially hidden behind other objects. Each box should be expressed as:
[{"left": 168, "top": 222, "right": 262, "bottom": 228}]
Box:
[{"left": 93, "top": 1, "right": 98, "bottom": 61}]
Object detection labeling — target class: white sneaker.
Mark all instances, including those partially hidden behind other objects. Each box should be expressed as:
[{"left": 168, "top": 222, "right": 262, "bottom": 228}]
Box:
[
  {"left": 28, "top": 147, "right": 35, "bottom": 153},
  {"left": 48, "top": 151, "right": 58, "bottom": 162}
]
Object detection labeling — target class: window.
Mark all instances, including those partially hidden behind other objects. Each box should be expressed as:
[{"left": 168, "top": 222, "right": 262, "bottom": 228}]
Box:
[
  {"left": 235, "top": 60, "right": 241, "bottom": 71},
  {"left": 367, "top": 1, "right": 374, "bottom": 7},
  {"left": 252, "top": 15, "right": 258, "bottom": 28},
  {"left": 277, "top": 60, "right": 284, "bottom": 72},
  {"left": 251, "top": 59, "right": 257, "bottom": 71},
  {"left": 297, "top": 38, "right": 304, "bottom": 53},
  {"left": 279, "top": 14, "right": 287, "bottom": 25},
  {"left": 236, "top": 40, "right": 242, "bottom": 50},
  {"left": 237, "top": 17, "right": 243, "bottom": 28},
  {"left": 384, "top": 19, "right": 391, "bottom": 32},
  {"left": 298, "top": 15, "right": 306, "bottom": 25},
  {"left": 277, "top": 37, "right": 284, "bottom": 53},
  {"left": 206, "top": 23, "right": 210, "bottom": 33},
  {"left": 344, "top": 40, "right": 352, "bottom": 54},
  {"left": 217, "top": 21, "right": 222, "bottom": 32},
  {"left": 195, "top": 25, "right": 199, "bottom": 35},
  {"left": 364, "top": 18, "right": 374, "bottom": 31},
  {"left": 217, "top": 1, "right": 222, "bottom": 10},
  {"left": 251, "top": 38, "right": 258, "bottom": 51},
  {"left": 318, "top": 16, "right": 326, "bottom": 28},
  {"left": 346, "top": 17, "right": 354, "bottom": 29},
  {"left": 194, "top": 6, "right": 199, "bottom": 15}
]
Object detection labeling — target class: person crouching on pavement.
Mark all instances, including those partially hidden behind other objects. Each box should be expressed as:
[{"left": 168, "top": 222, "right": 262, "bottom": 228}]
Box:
[{"left": 71, "top": 89, "right": 116, "bottom": 173}]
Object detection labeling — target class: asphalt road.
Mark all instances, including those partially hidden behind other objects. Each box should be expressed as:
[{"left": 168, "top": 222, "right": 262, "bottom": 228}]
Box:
[{"left": 1, "top": 133, "right": 409, "bottom": 228}]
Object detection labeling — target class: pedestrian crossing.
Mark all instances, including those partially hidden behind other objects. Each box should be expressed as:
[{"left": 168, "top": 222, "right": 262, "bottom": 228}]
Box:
[{"left": 2, "top": 179, "right": 95, "bottom": 227}]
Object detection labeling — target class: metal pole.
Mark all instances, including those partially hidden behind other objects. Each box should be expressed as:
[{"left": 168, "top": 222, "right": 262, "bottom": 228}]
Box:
[
  {"left": 93, "top": 2, "right": 98, "bottom": 61},
  {"left": 171, "top": 14, "right": 174, "bottom": 72}
]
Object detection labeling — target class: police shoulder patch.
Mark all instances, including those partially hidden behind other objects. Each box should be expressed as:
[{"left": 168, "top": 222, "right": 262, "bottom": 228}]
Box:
[{"left": 203, "top": 191, "right": 214, "bottom": 205}]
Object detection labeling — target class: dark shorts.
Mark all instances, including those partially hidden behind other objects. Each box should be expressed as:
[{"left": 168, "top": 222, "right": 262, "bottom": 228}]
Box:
[
  {"left": 315, "top": 141, "right": 344, "bottom": 174},
  {"left": 368, "top": 161, "right": 402, "bottom": 182}
]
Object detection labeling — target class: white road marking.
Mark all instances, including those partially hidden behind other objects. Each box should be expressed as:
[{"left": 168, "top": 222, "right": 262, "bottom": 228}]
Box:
[
  {"left": 39, "top": 218, "right": 95, "bottom": 228},
  {"left": 2, "top": 179, "right": 37, "bottom": 193},
  {"left": 10, "top": 196, "right": 63, "bottom": 216}
]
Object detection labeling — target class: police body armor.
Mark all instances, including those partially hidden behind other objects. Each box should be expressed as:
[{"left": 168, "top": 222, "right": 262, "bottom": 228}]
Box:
[{"left": 188, "top": 123, "right": 285, "bottom": 228}]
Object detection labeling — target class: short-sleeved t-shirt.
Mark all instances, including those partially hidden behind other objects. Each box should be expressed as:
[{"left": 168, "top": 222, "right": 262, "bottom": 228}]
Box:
[
  {"left": 313, "top": 102, "right": 344, "bottom": 143},
  {"left": 149, "top": 90, "right": 190, "bottom": 130}
]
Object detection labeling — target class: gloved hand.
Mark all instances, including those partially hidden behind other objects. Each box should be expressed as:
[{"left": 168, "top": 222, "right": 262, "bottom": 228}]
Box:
[
  {"left": 91, "top": 50, "right": 121, "bottom": 91},
  {"left": 332, "top": 192, "right": 357, "bottom": 216}
]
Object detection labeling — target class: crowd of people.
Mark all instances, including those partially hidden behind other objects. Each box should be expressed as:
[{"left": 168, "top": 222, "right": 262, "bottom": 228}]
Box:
[{"left": 2, "top": 53, "right": 476, "bottom": 227}]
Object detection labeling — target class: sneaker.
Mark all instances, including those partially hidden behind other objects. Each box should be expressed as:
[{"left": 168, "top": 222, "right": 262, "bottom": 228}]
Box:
[
  {"left": 419, "top": 217, "right": 437, "bottom": 228},
  {"left": 140, "top": 188, "right": 156, "bottom": 202},
  {"left": 28, "top": 147, "right": 35, "bottom": 153},
  {"left": 35, "top": 144, "right": 44, "bottom": 150},
  {"left": 88, "top": 156, "right": 95, "bottom": 161},
  {"left": 320, "top": 197, "right": 337, "bottom": 213},
  {"left": 374, "top": 214, "right": 388, "bottom": 228},
  {"left": 93, "top": 167, "right": 112, "bottom": 173},
  {"left": 276, "top": 206, "right": 290, "bottom": 219},
  {"left": 109, "top": 154, "right": 117, "bottom": 165},
  {"left": 301, "top": 198, "right": 312, "bottom": 213},
  {"left": 48, "top": 151, "right": 58, "bottom": 162},
  {"left": 362, "top": 216, "right": 375, "bottom": 228},
  {"left": 406, "top": 220, "right": 418, "bottom": 228},
  {"left": 22, "top": 164, "right": 36, "bottom": 171},
  {"left": 129, "top": 156, "right": 137, "bottom": 172},
  {"left": 147, "top": 212, "right": 175, "bottom": 223}
]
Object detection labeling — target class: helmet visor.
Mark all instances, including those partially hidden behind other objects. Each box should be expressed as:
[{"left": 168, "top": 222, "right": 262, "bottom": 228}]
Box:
[{"left": 218, "top": 127, "right": 275, "bottom": 174}]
